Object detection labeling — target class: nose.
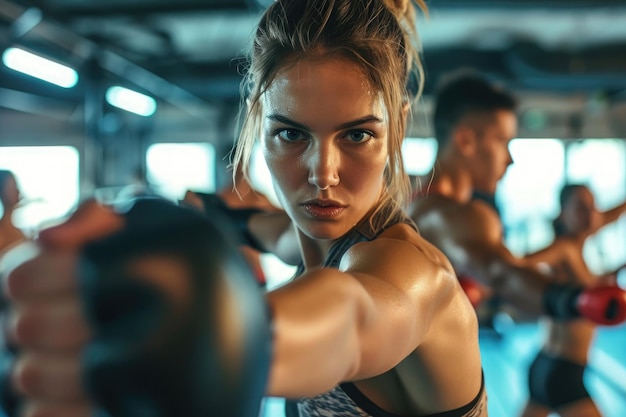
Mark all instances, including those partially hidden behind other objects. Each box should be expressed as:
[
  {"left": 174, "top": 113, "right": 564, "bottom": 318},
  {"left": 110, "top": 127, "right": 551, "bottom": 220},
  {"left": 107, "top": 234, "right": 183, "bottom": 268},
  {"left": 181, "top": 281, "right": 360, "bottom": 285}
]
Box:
[
  {"left": 307, "top": 140, "right": 340, "bottom": 190},
  {"left": 506, "top": 148, "right": 514, "bottom": 167}
]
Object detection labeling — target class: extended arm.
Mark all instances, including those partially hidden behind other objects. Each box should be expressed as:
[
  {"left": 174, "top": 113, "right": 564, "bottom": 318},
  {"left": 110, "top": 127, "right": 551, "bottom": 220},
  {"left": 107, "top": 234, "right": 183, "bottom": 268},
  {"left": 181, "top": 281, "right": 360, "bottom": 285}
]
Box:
[
  {"left": 599, "top": 199, "right": 626, "bottom": 228},
  {"left": 415, "top": 201, "right": 626, "bottom": 322},
  {"left": 525, "top": 241, "right": 600, "bottom": 287},
  {"left": 266, "top": 234, "right": 454, "bottom": 398},
  {"left": 423, "top": 202, "right": 551, "bottom": 314}
]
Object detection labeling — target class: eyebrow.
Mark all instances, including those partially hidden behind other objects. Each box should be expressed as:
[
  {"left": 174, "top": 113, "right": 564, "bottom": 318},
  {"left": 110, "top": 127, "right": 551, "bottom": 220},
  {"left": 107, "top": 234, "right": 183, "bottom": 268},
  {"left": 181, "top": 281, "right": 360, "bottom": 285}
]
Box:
[{"left": 266, "top": 114, "right": 383, "bottom": 131}]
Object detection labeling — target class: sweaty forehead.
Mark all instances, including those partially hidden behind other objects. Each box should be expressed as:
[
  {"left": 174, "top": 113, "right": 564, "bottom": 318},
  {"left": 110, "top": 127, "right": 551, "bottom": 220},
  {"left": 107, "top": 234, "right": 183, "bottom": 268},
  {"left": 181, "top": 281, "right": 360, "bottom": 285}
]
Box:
[{"left": 261, "top": 57, "right": 385, "bottom": 124}]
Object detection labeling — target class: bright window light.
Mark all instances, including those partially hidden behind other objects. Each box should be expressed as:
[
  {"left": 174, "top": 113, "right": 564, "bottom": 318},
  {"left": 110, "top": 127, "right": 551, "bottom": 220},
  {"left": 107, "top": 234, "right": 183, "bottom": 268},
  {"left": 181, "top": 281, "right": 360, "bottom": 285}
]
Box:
[
  {"left": 2, "top": 47, "right": 78, "bottom": 88},
  {"left": 402, "top": 137, "right": 438, "bottom": 176},
  {"left": 0, "top": 146, "right": 80, "bottom": 234},
  {"left": 106, "top": 86, "right": 157, "bottom": 117},
  {"left": 496, "top": 138, "right": 565, "bottom": 255},
  {"left": 146, "top": 142, "right": 215, "bottom": 201}
]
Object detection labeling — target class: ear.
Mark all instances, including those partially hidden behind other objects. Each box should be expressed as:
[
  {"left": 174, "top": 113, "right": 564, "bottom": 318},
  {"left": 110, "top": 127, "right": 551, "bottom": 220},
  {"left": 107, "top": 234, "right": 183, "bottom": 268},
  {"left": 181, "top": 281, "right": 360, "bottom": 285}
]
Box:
[
  {"left": 452, "top": 125, "right": 477, "bottom": 156},
  {"left": 400, "top": 102, "right": 411, "bottom": 134},
  {"left": 402, "top": 102, "right": 411, "bottom": 120}
]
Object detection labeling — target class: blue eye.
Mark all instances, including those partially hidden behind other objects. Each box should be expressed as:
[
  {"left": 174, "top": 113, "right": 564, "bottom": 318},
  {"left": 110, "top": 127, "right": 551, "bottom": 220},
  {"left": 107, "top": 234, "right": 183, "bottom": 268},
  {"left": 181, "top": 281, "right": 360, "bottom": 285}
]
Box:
[
  {"left": 346, "top": 130, "right": 373, "bottom": 143},
  {"left": 277, "top": 129, "right": 304, "bottom": 141}
]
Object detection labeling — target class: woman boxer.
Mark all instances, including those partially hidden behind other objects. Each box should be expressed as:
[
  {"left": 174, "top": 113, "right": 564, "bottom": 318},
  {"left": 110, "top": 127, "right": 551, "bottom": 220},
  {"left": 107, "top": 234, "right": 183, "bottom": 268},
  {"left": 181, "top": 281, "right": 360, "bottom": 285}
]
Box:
[
  {"left": 519, "top": 184, "right": 626, "bottom": 417},
  {"left": 1, "top": 1, "right": 487, "bottom": 416}
]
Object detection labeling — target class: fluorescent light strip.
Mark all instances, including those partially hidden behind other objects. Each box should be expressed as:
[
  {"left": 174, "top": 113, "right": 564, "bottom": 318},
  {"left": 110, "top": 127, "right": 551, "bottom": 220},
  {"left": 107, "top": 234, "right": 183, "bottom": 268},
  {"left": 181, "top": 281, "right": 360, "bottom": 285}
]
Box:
[
  {"left": 2, "top": 47, "right": 78, "bottom": 88},
  {"left": 105, "top": 86, "right": 157, "bottom": 117}
]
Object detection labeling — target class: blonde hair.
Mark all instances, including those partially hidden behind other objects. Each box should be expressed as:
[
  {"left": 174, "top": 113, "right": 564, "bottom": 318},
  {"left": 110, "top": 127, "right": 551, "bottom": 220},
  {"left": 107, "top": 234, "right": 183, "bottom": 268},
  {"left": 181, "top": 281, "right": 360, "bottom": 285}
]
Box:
[{"left": 233, "top": 0, "right": 426, "bottom": 231}]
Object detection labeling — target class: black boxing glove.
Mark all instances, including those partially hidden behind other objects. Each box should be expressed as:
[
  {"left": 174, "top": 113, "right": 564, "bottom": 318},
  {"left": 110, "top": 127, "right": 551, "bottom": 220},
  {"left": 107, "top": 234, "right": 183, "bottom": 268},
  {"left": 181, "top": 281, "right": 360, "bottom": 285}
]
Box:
[{"left": 81, "top": 197, "right": 272, "bottom": 417}]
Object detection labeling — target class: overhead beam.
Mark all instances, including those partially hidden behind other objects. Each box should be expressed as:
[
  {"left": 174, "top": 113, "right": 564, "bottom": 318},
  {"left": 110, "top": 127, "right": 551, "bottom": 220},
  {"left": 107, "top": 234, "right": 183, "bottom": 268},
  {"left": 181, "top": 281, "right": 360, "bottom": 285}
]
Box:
[
  {"left": 0, "top": 87, "right": 77, "bottom": 119},
  {"left": 431, "top": 0, "right": 626, "bottom": 10},
  {"left": 24, "top": 0, "right": 254, "bottom": 17},
  {"left": 1, "top": 0, "right": 211, "bottom": 117}
]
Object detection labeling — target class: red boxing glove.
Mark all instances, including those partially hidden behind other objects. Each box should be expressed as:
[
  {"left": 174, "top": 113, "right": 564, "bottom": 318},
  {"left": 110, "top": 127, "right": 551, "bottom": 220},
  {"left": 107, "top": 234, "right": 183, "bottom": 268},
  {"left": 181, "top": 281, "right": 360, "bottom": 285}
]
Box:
[
  {"left": 458, "top": 275, "right": 485, "bottom": 309},
  {"left": 576, "top": 285, "right": 626, "bottom": 326}
]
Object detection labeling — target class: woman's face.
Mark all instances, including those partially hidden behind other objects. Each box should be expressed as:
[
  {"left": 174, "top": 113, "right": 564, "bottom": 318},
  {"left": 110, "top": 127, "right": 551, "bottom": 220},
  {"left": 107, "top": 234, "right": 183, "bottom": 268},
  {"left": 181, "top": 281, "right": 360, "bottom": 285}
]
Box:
[
  {"left": 261, "top": 56, "right": 389, "bottom": 240},
  {"left": 561, "top": 187, "right": 598, "bottom": 234}
]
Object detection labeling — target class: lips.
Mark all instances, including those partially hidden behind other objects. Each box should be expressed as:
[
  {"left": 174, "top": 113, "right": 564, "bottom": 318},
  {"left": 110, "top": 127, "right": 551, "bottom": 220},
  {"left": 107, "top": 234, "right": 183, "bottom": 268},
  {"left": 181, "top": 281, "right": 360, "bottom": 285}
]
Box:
[{"left": 301, "top": 199, "right": 346, "bottom": 219}]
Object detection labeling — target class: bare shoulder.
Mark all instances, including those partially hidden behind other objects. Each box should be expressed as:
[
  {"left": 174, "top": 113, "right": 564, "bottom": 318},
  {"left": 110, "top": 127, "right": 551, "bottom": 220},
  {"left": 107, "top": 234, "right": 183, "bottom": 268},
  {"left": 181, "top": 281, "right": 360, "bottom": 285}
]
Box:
[
  {"left": 410, "top": 194, "right": 459, "bottom": 219},
  {"left": 411, "top": 196, "right": 502, "bottom": 245},
  {"left": 411, "top": 195, "right": 496, "bottom": 223},
  {"left": 339, "top": 223, "right": 457, "bottom": 293}
]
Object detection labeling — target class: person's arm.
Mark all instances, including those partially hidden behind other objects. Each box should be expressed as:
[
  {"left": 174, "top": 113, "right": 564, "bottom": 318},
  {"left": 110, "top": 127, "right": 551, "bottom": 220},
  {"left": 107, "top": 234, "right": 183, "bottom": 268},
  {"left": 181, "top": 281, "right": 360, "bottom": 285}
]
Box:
[
  {"left": 265, "top": 232, "right": 456, "bottom": 398},
  {"left": 525, "top": 241, "right": 599, "bottom": 287},
  {"left": 416, "top": 201, "right": 626, "bottom": 322},
  {"left": 182, "top": 190, "right": 300, "bottom": 265},
  {"left": 421, "top": 201, "right": 551, "bottom": 314},
  {"left": 598, "top": 199, "right": 626, "bottom": 229},
  {"left": 524, "top": 241, "right": 566, "bottom": 267},
  {"left": 248, "top": 211, "right": 300, "bottom": 265}
]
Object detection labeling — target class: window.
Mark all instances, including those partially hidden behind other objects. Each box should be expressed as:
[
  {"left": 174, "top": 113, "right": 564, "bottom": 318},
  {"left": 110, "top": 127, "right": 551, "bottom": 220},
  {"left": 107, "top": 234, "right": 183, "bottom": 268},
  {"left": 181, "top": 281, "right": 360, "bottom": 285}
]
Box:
[
  {"left": 0, "top": 146, "right": 80, "bottom": 234},
  {"left": 496, "top": 139, "right": 565, "bottom": 256},
  {"left": 145, "top": 142, "right": 216, "bottom": 201},
  {"left": 402, "top": 137, "right": 438, "bottom": 176}
]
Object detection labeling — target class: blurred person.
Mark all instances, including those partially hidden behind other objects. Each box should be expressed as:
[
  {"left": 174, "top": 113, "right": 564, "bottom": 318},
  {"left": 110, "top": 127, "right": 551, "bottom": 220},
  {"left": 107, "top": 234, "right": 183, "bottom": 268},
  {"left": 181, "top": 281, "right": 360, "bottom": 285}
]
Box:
[
  {"left": 518, "top": 183, "right": 626, "bottom": 417},
  {"left": 408, "top": 70, "right": 626, "bottom": 327},
  {"left": 0, "top": 170, "right": 26, "bottom": 254}
]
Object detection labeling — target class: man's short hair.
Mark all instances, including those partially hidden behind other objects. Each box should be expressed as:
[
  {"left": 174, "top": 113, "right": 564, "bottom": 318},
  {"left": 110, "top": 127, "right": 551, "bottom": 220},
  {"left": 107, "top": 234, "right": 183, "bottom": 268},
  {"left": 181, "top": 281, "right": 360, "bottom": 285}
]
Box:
[{"left": 433, "top": 69, "right": 517, "bottom": 148}]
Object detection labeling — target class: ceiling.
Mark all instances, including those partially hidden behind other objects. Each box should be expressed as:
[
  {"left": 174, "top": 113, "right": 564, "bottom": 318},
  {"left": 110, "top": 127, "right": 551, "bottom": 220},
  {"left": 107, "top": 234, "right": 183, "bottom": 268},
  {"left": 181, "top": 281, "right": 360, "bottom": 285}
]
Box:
[{"left": 2, "top": 0, "right": 626, "bottom": 121}]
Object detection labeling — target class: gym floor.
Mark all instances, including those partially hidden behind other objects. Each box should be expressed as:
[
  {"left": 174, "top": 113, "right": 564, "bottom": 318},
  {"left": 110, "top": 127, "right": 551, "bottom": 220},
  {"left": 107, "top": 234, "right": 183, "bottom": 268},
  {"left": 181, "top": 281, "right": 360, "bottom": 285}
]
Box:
[{"left": 261, "top": 320, "right": 626, "bottom": 417}]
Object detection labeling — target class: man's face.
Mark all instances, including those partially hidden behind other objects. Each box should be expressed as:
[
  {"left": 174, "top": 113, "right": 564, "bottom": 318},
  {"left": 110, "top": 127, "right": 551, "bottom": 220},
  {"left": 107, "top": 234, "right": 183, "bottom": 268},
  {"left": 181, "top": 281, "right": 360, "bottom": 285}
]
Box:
[{"left": 467, "top": 109, "right": 517, "bottom": 194}]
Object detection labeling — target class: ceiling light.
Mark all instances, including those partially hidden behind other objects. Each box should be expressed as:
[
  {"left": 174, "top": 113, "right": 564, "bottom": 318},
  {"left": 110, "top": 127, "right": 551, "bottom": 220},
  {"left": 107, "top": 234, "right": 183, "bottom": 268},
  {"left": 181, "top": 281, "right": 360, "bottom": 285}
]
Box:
[
  {"left": 2, "top": 47, "right": 78, "bottom": 88},
  {"left": 105, "top": 86, "right": 157, "bottom": 117}
]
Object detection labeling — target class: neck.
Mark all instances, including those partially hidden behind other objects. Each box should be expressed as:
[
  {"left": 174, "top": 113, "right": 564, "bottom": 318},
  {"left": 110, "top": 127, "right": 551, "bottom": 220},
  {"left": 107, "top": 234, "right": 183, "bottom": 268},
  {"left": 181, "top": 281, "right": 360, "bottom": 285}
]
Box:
[
  {"left": 559, "top": 228, "right": 592, "bottom": 247},
  {"left": 296, "top": 229, "right": 331, "bottom": 271},
  {"left": 425, "top": 156, "right": 473, "bottom": 202},
  {"left": 0, "top": 206, "right": 14, "bottom": 221}
]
